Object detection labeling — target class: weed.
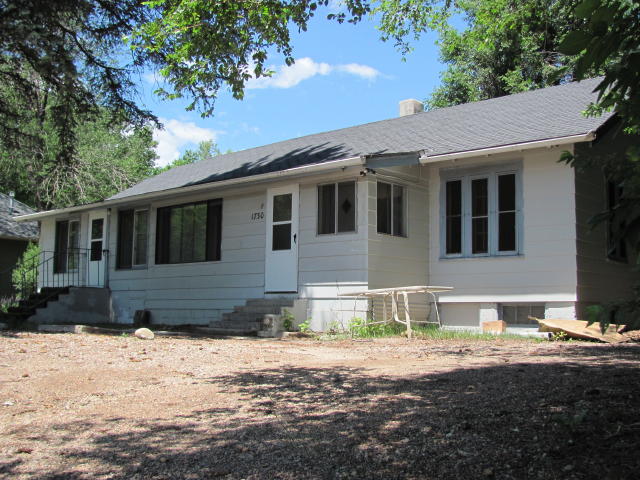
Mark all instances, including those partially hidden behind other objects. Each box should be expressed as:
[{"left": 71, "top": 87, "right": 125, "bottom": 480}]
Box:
[
  {"left": 298, "top": 318, "right": 311, "bottom": 333},
  {"left": 349, "top": 317, "right": 404, "bottom": 338},
  {"left": 281, "top": 309, "right": 294, "bottom": 331}
]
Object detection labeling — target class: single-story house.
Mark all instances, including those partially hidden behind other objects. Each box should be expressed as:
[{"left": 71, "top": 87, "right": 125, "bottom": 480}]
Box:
[
  {"left": 15, "top": 78, "right": 638, "bottom": 331},
  {"left": 0, "top": 192, "right": 39, "bottom": 298}
]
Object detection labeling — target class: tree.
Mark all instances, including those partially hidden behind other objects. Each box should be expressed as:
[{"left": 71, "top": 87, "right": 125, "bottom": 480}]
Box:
[
  {"left": 375, "top": 0, "right": 588, "bottom": 109},
  {"left": 557, "top": 0, "right": 640, "bottom": 327},
  {"left": 153, "top": 140, "right": 226, "bottom": 174},
  {"left": 0, "top": 107, "right": 157, "bottom": 210},
  {"left": 0, "top": 1, "right": 370, "bottom": 158}
]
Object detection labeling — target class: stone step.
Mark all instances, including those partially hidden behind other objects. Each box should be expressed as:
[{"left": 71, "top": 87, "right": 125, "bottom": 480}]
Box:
[{"left": 221, "top": 312, "right": 270, "bottom": 322}]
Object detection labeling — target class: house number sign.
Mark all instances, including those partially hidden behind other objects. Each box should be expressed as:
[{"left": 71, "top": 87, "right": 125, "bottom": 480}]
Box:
[{"left": 250, "top": 211, "right": 264, "bottom": 220}]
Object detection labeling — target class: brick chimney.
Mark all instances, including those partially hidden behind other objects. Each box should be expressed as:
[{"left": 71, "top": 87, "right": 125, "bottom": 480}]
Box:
[{"left": 399, "top": 99, "right": 423, "bottom": 117}]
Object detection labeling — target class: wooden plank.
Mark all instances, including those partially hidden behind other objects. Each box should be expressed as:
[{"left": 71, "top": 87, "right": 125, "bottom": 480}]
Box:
[{"left": 534, "top": 318, "right": 630, "bottom": 343}]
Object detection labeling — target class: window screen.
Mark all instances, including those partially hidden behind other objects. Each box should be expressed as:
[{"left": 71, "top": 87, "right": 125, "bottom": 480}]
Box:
[
  {"left": 337, "top": 182, "right": 356, "bottom": 232},
  {"left": 445, "top": 180, "right": 462, "bottom": 254},
  {"left": 471, "top": 178, "right": 488, "bottom": 254},
  {"left": 317, "top": 184, "right": 335, "bottom": 234},
  {"left": 498, "top": 174, "right": 516, "bottom": 252}
]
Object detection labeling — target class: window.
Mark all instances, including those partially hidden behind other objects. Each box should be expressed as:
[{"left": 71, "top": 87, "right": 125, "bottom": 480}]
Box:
[
  {"left": 377, "top": 182, "right": 406, "bottom": 237},
  {"left": 155, "top": 199, "right": 222, "bottom": 264},
  {"left": 500, "top": 304, "right": 545, "bottom": 325},
  {"left": 317, "top": 181, "right": 356, "bottom": 234},
  {"left": 117, "top": 209, "right": 149, "bottom": 269},
  {"left": 54, "top": 219, "right": 80, "bottom": 273},
  {"left": 441, "top": 164, "right": 521, "bottom": 257},
  {"left": 606, "top": 180, "right": 627, "bottom": 262}
]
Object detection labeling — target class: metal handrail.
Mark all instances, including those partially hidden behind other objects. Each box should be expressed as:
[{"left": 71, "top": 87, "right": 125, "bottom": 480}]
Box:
[{"left": 1, "top": 248, "right": 109, "bottom": 310}]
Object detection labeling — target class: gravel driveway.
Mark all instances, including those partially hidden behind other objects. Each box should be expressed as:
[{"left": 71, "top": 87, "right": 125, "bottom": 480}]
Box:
[{"left": 1, "top": 332, "right": 639, "bottom": 479}]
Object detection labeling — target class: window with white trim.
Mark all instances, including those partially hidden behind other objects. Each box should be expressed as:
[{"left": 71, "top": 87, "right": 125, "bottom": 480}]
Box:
[
  {"left": 54, "top": 219, "right": 80, "bottom": 273},
  {"left": 441, "top": 163, "right": 521, "bottom": 257},
  {"left": 117, "top": 209, "right": 149, "bottom": 269},
  {"left": 377, "top": 181, "right": 407, "bottom": 237}
]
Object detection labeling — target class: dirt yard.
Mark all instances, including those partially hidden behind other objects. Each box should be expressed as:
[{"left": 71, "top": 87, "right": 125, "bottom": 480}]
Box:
[{"left": 1, "top": 332, "right": 639, "bottom": 480}]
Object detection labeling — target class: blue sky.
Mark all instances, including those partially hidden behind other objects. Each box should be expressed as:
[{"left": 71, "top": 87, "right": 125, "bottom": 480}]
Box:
[{"left": 135, "top": 9, "right": 446, "bottom": 167}]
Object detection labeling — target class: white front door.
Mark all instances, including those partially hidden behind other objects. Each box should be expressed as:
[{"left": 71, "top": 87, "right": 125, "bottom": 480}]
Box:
[
  {"left": 87, "top": 210, "right": 107, "bottom": 287},
  {"left": 265, "top": 185, "right": 299, "bottom": 292}
]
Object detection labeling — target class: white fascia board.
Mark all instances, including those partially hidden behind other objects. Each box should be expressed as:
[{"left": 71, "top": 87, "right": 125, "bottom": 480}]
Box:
[
  {"left": 14, "top": 155, "right": 366, "bottom": 222},
  {"left": 438, "top": 293, "right": 578, "bottom": 303},
  {"left": 419, "top": 132, "right": 596, "bottom": 164}
]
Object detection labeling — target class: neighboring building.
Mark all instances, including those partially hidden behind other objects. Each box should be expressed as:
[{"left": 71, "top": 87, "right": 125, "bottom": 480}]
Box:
[
  {"left": 0, "top": 193, "right": 39, "bottom": 297},
  {"left": 15, "top": 78, "right": 638, "bottom": 331}
]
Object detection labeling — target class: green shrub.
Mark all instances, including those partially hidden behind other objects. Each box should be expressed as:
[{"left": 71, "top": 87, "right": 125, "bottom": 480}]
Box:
[
  {"left": 281, "top": 309, "right": 294, "bottom": 331},
  {"left": 12, "top": 243, "right": 40, "bottom": 299}
]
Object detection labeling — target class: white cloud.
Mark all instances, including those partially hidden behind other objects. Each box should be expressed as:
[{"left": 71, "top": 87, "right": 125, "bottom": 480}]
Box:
[
  {"left": 336, "top": 63, "right": 381, "bottom": 80},
  {"left": 153, "top": 118, "right": 223, "bottom": 167},
  {"left": 246, "top": 57, "right": 381, "bottom": 90}
]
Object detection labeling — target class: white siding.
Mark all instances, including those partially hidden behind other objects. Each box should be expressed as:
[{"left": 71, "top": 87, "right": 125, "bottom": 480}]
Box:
[
  {"left": 366, "top": 166, "right": 430, "bottom": 323},
  {"left": 428, "top": 147, "right": 579, "bottom": 303},
  {"left": 427, "top": 147, "right": 579, "bottom": 325},
  {"left": 297, "top": 176, "right": 369, "bottom": 330},
  {"left": 108, "top": 190, "right": 266, "bottom": 325}
]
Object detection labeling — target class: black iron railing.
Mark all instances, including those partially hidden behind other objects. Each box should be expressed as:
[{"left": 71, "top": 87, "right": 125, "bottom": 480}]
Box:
[{"left": 0, "top": 248, "right": 109, "bottom": 311}]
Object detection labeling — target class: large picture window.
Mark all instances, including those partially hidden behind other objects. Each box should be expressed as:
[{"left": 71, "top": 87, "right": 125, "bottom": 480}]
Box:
[
  {"left": 377, "top": 181, "right": 406, "bottom": 237},
  {"left": 441, "top": 164, "right": 521, "bottom": 257},
  {"left": 54, "top": 219, "right": 80, "bottom": 273},
  {"left": 155, "top": 199, "right": 222, "bottom": 264},
  {"left": 117, "top": 209, "right": 149, "bottom": 269},
  {"left": 317, "top": 181, "right": 356, "bottom": 234}
]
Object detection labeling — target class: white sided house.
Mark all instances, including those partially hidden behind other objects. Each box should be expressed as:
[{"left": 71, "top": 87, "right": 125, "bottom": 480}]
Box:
[{"left": 15, "top": 79, "right": 638, "bottom": 333}]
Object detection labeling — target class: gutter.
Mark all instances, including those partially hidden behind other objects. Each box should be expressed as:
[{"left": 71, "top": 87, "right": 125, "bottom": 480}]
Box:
[
  {"left": 14, "top": 155, "right": 366, "bottom": 222},
  {"left": 419, "top": 132, "right": 596, "bottom": 164}
]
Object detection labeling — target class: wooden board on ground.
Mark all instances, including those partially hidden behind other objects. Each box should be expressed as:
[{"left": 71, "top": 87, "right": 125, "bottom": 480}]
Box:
[{"left": 533, "top": 317, "right": 629, "bottom": 343}]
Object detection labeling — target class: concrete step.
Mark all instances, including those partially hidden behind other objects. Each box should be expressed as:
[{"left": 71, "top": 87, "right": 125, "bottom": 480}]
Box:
[
  {"left": 245, "top": 298, "right": 294, "bottom": 308},
  {"left": 194, "top": 326, "right": 258, "bottom": 336},
  {"left": 232, "top": 305, "right": 288, "bottom": 314},
  {"left": 211, "top": 320, "right": 263, "bottom": 329},
  {"left": 221, "top": 312, "right": 264, "bottom": 323}
]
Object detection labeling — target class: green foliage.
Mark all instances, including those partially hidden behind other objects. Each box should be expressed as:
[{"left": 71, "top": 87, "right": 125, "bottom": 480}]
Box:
[
  {"left": 375, "top": 0, "right": 591, "bottom": 109},
  {"left": 153, "top": 140, "right": 226, "bottom": 175},
  {"left": 130, "top": 1, "right": 370, "bottom": 116},
  {"left": 298, "top": 318, "right": 312, "bottom": 333},
  {"left": 11, "top": 243, "right": 40, "bottom": 299},
  {"left": 0, "top": 0, "right": 156, "bottom": 164},
  {"left": 281, "top": 309, "right": 294, "bottom": 332},
  {"left": 0, "top": 107, "right": 158, "bottom": 209},
  {"left": 558, "top": 0, "right": 640, "bottom": 329},
  {"left": 349, "top": 317, "right": 405, "bottom": 338}
]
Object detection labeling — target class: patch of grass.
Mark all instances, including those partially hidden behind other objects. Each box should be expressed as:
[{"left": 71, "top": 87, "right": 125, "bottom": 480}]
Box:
[
  {"left": 413, "top": 325, "right": 546, "bottom": 342},
  {"left": 349, "top": 317, "right": 406, "bottom": 338}
]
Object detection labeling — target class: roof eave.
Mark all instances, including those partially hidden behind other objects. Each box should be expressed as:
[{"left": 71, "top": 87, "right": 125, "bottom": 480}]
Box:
[
  {"left": 14, "top": 155, "right": 367, "bottom": 222},
  {"left": 419, "top": 132, "right": 597, "bottom": 164}
]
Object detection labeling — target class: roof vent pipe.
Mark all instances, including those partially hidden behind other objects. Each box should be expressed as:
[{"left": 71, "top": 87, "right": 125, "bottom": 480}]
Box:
[
  {"left": 399, "top": 99, "right": 423, "bottom": 117},
  {"left": 9, "top": 191, "right": 15, "bottom": 216}
]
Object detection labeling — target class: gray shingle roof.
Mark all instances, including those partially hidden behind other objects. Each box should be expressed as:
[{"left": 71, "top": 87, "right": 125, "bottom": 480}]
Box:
[
  {"left": 111, "top": 77, "right": 612, "bottom": 200},
  {"left": 0, "top": 193, "right": 39, "bottom": 240}
]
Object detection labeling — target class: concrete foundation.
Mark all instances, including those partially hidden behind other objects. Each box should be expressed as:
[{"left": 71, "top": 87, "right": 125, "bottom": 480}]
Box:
[{"left": 30, "top": 287, "right": 114, "bottom": 325}]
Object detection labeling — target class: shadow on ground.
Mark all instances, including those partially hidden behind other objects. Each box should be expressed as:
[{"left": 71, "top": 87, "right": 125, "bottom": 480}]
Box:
[{"left": 3, "top": 344, "right": 639, "bottom": 479}]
